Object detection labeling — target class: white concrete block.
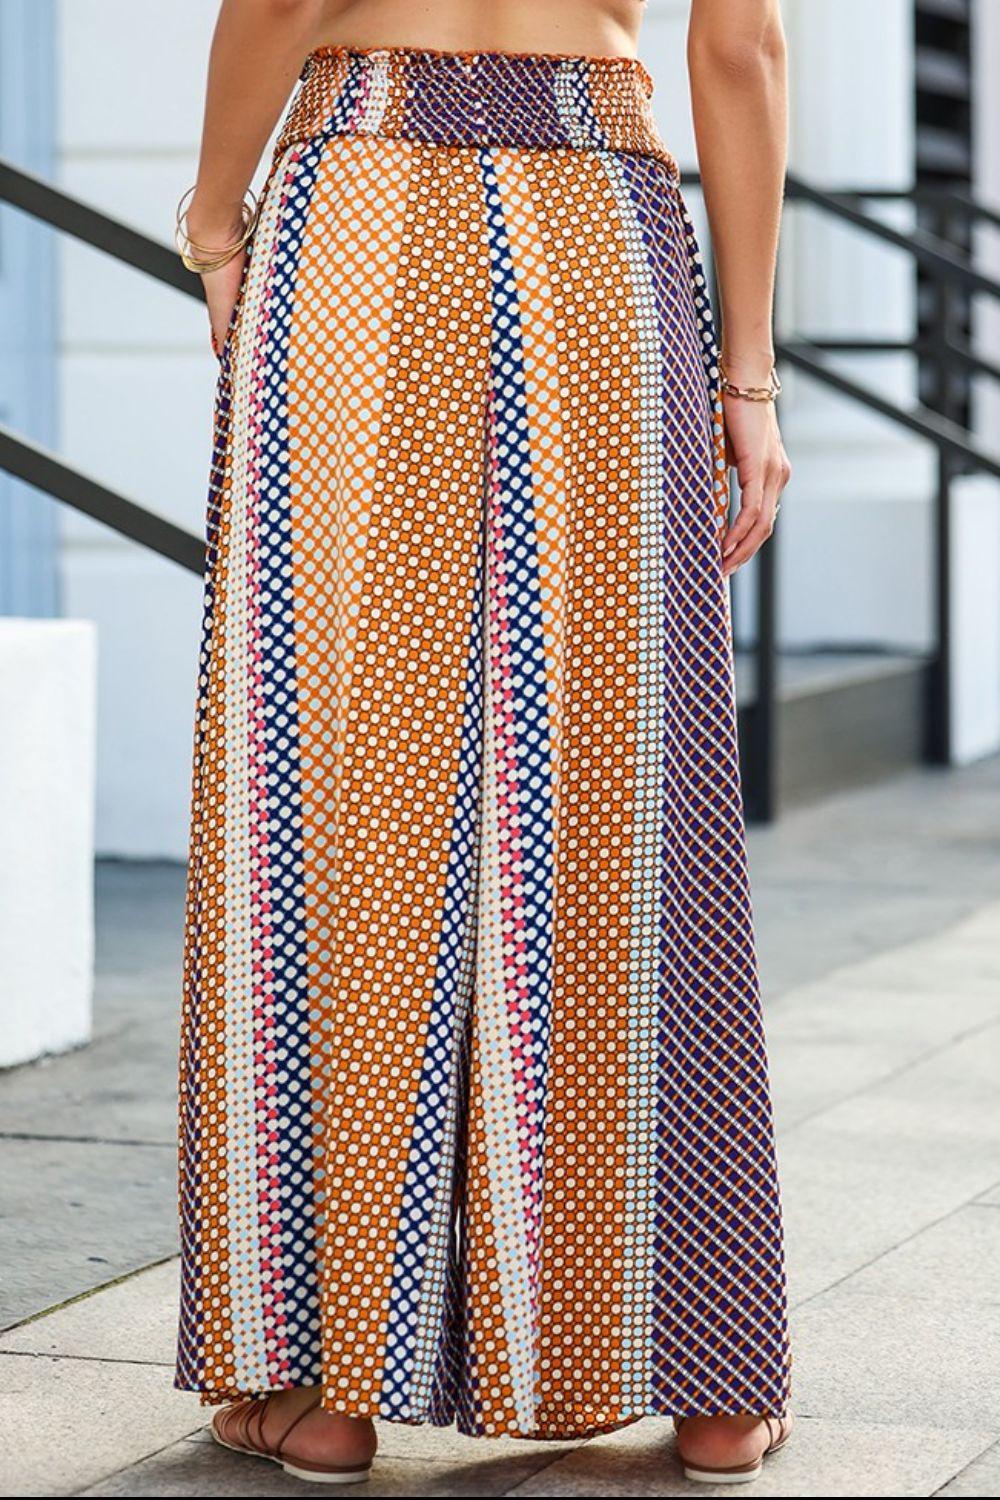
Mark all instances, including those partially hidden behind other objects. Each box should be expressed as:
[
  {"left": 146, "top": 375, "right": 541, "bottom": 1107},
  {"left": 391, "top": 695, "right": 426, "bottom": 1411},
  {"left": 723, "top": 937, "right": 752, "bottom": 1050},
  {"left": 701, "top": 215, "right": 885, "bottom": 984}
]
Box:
[
  {"left": 58, "top": 553, "right": 202, "bottom": 860},
  {"left": 0, "top": 620, "right": 97, "bottom": 1068},
  {"left": 949, "top": 474, "right": 1000, "bottom": 765},
  {"left": 761, "top": 489, "right": 934, "bottom": 653},
  {"left": 760, "top": 398, "right": 937, "bottom": 652}
]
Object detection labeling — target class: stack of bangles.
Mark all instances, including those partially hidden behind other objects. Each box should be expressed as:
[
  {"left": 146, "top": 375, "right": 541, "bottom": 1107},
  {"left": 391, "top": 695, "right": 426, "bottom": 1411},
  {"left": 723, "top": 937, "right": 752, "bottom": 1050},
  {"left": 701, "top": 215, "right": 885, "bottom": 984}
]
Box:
[
  {"left": 718, "top": 359, "right": 782, "bottom": 403},
  {"left": 174, "top": 186, "right": 259, "bottom": 273}
]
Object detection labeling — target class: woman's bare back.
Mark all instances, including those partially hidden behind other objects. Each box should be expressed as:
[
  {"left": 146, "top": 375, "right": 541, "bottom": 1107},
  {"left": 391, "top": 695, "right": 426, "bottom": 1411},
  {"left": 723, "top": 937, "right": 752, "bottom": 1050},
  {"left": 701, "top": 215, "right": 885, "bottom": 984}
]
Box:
[{"left": 312, "top": 0, "right": 646, "bottom": 59}]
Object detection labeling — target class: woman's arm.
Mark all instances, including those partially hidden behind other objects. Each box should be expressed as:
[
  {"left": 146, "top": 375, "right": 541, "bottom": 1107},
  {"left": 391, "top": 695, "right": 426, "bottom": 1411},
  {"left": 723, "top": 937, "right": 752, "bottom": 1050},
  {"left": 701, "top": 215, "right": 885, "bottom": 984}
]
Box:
[
  {"left": 186, "top": 0, "right": 327, "bottom": 349},
  {"left": 688, "top": 0, "right": 791, "bottom": 575}
]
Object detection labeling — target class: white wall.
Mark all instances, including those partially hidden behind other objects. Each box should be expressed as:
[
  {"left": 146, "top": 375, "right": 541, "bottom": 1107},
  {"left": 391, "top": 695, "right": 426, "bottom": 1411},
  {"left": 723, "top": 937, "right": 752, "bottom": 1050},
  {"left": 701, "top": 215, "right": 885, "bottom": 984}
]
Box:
[
  {"left": 643, "top": 0, "right": 695, "bottom": 162},
  {"left": 774, "top": 0, "right": 935, "bottom": 654},
  {"left": 959, "top": 0, "right": 1000, "bottom": 764}
]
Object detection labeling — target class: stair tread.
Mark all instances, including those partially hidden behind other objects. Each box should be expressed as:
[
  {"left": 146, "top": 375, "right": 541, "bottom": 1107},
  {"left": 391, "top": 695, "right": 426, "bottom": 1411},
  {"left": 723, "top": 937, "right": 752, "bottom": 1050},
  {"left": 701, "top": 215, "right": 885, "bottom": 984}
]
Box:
[{"left": 734, "top": 650, "right": 928, "bottom": 707}]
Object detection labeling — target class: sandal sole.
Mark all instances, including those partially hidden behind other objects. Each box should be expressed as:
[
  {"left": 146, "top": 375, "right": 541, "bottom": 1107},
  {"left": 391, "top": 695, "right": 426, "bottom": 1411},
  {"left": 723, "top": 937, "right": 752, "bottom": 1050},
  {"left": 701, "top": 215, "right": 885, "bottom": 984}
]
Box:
[
  {"left": 210, "top": 1419, "right": 372, "bottom": 1484},
  {"left": 682, "top": 1431, "right": 791, "bottom": 1486}
]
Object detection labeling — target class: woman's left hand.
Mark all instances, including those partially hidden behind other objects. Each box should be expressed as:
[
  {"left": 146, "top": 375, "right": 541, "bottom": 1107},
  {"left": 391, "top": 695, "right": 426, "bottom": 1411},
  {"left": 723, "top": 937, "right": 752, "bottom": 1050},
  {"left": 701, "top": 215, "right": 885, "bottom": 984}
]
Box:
[{"left": 719, "top": 393, "right": 792, "bottom": 578}]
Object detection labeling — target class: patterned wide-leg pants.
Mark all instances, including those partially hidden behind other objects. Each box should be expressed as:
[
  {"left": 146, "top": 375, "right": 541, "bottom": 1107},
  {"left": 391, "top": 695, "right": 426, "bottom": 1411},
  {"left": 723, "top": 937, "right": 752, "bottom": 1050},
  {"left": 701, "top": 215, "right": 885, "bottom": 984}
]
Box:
[{"left": 176, "top": 45, "right": 791, "bottom": 1439}]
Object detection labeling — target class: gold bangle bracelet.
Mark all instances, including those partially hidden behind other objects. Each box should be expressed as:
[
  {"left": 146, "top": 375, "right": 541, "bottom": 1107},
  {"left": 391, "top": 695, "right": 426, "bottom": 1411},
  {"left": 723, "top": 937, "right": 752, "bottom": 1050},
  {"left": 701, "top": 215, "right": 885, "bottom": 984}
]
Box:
[
  {"left": 174, "top": 186, "right": 259, "bottom": 274},
  {"left": 718, "top": 359, "right": 782, "bottom": 403}
]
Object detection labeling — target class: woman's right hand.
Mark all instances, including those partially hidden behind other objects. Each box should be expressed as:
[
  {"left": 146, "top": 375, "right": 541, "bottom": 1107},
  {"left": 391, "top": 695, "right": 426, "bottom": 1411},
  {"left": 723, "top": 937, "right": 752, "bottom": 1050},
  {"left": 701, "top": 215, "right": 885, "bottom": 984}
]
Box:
[
  {"left": 201, "top": 251, "right": 247, "bottom": 359},
  {"left": 186, "top": 199, "right": 248, "bottom": 357},
  {"left": 719, "top": 385, "right": 791, "bottom": 579}
]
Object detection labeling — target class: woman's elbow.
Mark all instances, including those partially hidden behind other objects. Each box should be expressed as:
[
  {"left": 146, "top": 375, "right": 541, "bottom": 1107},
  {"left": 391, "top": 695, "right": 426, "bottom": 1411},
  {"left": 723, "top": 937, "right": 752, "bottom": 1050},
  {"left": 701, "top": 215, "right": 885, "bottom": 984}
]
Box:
[{"left": 689, "top": 16, "right": 786, "bottom": 88}]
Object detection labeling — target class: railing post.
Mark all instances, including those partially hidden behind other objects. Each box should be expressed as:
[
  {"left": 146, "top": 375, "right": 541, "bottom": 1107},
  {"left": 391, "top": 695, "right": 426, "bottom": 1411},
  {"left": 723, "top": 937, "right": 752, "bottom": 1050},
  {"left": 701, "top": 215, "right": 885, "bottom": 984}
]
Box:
[
  {"left": 745, "top": 524, "right": 778, "bottom": 822},
  {"left": 925, "top": 204, "right": 959, "bottom": 764},
  {"left": 927, "top": 449, "right": 953, "bottom": 764}
]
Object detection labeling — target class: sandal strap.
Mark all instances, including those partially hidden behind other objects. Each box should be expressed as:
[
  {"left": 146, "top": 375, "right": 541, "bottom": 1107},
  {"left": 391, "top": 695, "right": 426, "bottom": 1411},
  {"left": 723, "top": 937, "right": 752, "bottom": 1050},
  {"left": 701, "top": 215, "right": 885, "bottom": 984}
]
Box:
[
  {"left": 217, "top": 1397, "right": 264, "bottom": 1453},
  {"left": 763, "top": 1414, "right": 789, "bottom": 1451},
  {"left": 674, "top": 1414, "right": 788, "bottom": 1450},
  {"left": 217, "top": 1391, "right": 326, "bottom": 1460},
  {"left": 272, "top": 1390, "right": 324, "bottom": 1460},
  {"left": 247, "top": 1395, "right": 272, "bottom": 1454},
  {"left": 216, "top": 1395, "right": 273, "bottom": 1456}
]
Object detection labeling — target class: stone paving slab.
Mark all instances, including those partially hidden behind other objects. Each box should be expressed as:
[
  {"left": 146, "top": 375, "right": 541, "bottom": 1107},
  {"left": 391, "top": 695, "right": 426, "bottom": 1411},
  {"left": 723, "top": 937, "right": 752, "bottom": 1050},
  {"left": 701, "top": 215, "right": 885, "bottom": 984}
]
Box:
[
  {"left": 0, "top": 1138, "right": 178, "bottom": 1328},
  {"left": 746, "top": 761, "right": 1000, "bottom": 898},
  {"left": 502, "top": 1415, "right": 996, "bottom": 1497},
  {"left": 806, "top": 1019, "right": 999, "bottom": 1145},
  {"left": 936, "top": 1437, "right": 1000, "bottom": 1496},
  {"left": 781, "top": 1128, "right": 999, "bottom": 1309},
  {"left": 778, "top": 1022, "right": 1000, "bottom": 1305},
  {"left": 80, "top": 1431, "right": 576, "bottom": 1498},
  {"left": 746, "top": 759, "right": 1000, "bottom": 994},
  {"left": 831, "top": 1203, "right": 1000, "bottom": 1305},
  {"left": 752, "top": 879, "right": 986, "bottom": 999},
  {"left": 0, "top": 1011, "right": 180, "bottom": 1147},
  {"left": 1, "top": 1259, "right": 179, "bottom": 1365},
  {"left": 943, "top": 902, "right": 1000, "bottom": 945},
  {"left": 765, "top": 971, "right": 1000, "bottom": 1133},
  {"left": 0, "top": 861, "right": 186, "bottom": 1328},
  {"left": 827, "top": 930, "right": 1000, "bottom": 998},
  {"left": 792, "top": 1291, "right": 1000, "bottom": 1430},
  {"left": 0, "top": 1352, "right": 203, "bottom": 1497}
]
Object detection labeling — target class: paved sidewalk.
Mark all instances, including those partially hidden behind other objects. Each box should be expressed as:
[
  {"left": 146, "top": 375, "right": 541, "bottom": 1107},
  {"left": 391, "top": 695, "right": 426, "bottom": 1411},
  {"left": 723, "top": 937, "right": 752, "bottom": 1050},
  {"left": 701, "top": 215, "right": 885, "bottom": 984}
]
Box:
[{"left": 2, "top": 762, "right": 1000, "bottom": 1495}]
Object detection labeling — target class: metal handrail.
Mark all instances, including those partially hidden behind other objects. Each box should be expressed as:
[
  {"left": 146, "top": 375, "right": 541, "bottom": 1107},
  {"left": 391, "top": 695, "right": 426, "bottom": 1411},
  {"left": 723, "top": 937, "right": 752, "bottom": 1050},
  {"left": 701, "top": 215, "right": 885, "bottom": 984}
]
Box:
[
  {"left": 777, "top": 340, "right": 1000, "bottom": 478},
  {"left": 681, "top": 165, "right": 1000, "bottom": 794},
  {"left": 785, "top": 175, "right": 1000, "bottom": 301},
  {"left": 682, "top": 167, "right": 1000, "bottom": 302},
  {"left": 0, "top": 158, "right": 201, "bottom": 299},
  {"left": 0, "top": 426, "right": 204, "bottom": 575},
  {"left": 804, "top": 337, "right": 1000, "bottom": 389},
  {"left": 838, "top": 183, "right": 1000, "bottom": 234}
]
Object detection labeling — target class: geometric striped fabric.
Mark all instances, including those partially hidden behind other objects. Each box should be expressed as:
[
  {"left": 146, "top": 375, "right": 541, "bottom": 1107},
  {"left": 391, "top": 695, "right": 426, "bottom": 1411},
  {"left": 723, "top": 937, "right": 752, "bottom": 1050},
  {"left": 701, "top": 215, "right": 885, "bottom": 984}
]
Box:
[{"left": 176, "top": 46, "right": 791, "bottom": 1439}]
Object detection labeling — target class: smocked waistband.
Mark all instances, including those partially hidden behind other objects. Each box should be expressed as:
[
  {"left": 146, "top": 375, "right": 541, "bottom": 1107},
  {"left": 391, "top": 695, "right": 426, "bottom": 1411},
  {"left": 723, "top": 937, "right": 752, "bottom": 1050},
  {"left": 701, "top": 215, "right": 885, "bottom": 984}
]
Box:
[{"left": 275, "top": 45, "right": 676, "bottom": 170}]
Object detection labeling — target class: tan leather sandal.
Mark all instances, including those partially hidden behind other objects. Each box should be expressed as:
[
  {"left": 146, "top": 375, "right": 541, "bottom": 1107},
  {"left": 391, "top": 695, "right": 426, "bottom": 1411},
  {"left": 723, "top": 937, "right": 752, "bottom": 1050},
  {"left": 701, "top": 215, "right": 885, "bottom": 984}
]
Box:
[
  {"left": 210, "top": 1393, "right": 374, "bottom": 1485},
  {"left": 674, "top": 1413, "right": 793, "bottom": 1485}
]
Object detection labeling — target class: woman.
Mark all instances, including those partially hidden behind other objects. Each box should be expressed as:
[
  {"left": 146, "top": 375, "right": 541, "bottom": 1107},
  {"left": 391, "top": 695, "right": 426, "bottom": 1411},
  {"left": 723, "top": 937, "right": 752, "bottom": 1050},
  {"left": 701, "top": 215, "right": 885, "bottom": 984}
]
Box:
[{"left": 176, "top": 0, "right": 793, "bottom": 1485}]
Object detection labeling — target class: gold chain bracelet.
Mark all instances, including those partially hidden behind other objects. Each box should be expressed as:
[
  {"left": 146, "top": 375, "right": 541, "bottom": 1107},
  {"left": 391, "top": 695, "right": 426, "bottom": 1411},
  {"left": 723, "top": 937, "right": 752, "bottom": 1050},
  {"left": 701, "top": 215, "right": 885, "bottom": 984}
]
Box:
[
  {"left": 718, "top": 358, "right": 782, "bottom": 403},
  {"left": 174, "top": 186, "right": 259, "bottom": 274}
]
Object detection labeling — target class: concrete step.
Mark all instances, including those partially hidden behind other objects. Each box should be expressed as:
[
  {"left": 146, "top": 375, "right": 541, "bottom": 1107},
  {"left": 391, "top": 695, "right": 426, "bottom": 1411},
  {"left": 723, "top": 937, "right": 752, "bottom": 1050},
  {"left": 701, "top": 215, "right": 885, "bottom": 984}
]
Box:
[{"left": 736, "top": 650, "right": 931, "bottom": 808}]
